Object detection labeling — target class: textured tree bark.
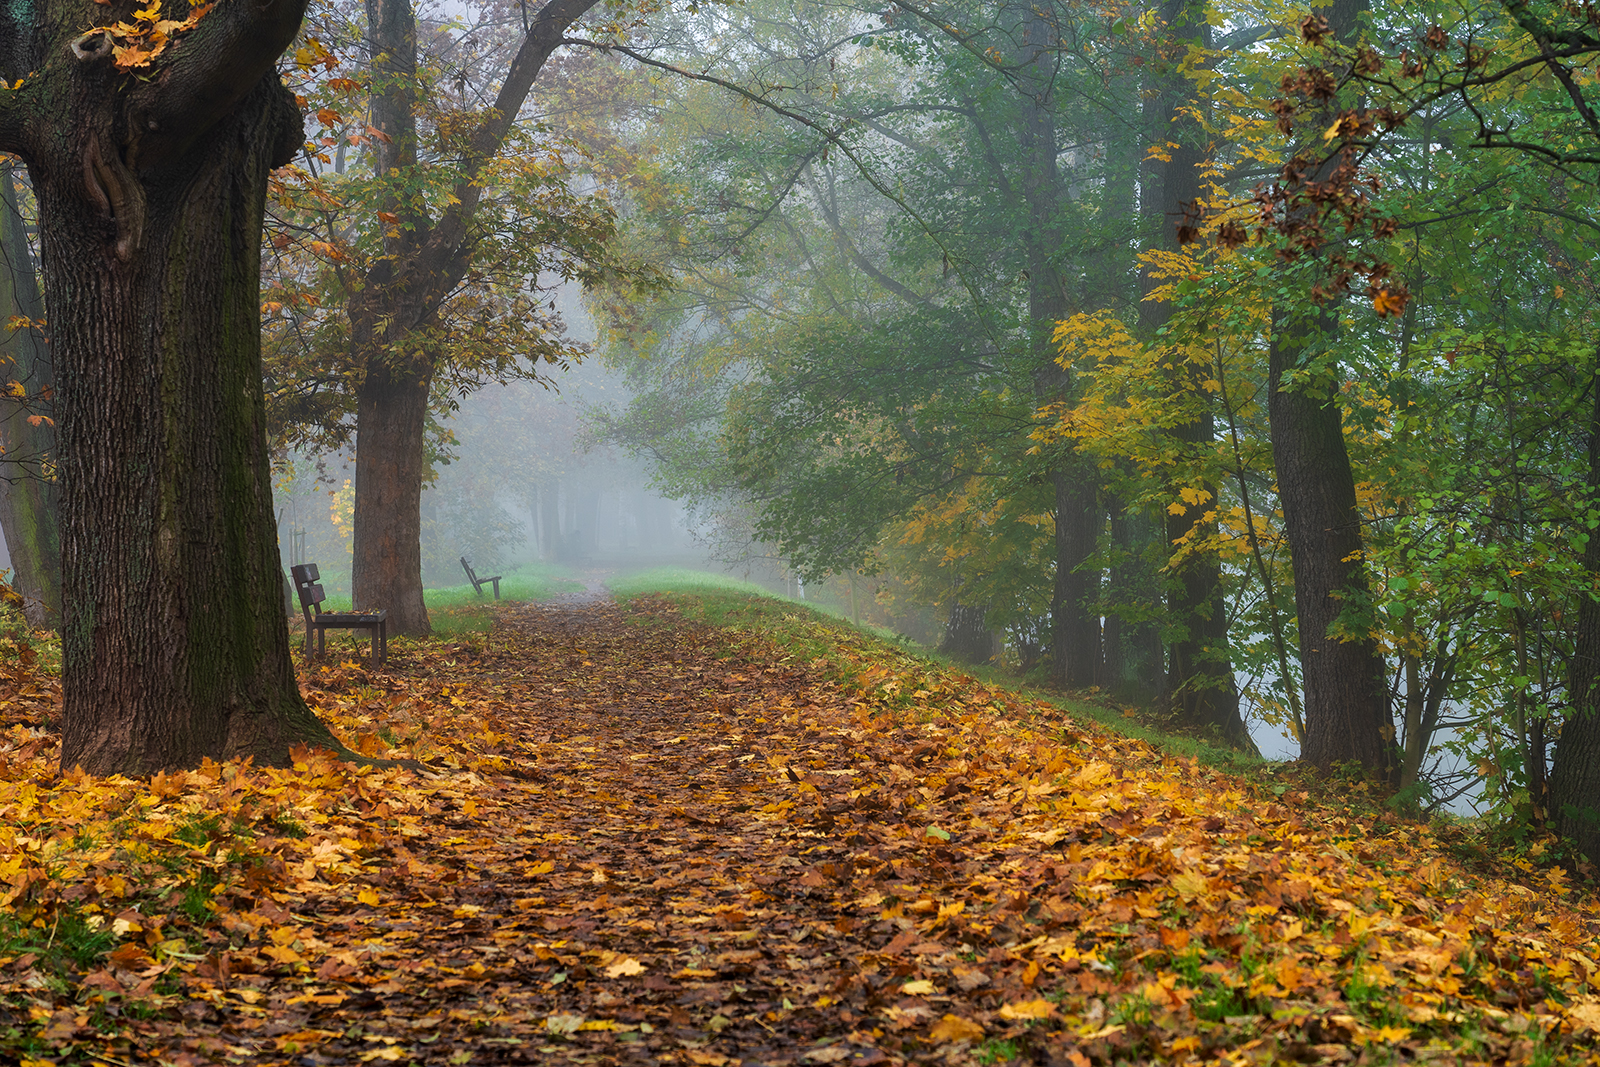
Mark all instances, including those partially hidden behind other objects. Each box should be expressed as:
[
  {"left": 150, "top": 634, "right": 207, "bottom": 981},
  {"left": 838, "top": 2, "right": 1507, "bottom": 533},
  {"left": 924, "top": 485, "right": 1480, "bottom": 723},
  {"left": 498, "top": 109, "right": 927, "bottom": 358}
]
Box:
[
  {"left": 352, "top": 358, "right": 432, "bottom": 632},
  {"left": 36, "top": 74, "right": 337, "bottom": 774},
  {"left": 1552, "top": 367, "right": 1600, "bottom": 861},
  {"left": 1267, "top": 320, "right": 1391, "bottom": 776},
  {"left": 0, "top": 165, "right": 62, "bottom": 627}
]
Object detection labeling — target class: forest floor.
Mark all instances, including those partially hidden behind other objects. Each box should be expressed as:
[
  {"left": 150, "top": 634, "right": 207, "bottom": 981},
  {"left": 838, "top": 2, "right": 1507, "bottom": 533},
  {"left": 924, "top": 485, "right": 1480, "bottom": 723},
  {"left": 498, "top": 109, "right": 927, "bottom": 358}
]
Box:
[{"left": 1, "top": 592, "right": 1600, "bottom": 1065}]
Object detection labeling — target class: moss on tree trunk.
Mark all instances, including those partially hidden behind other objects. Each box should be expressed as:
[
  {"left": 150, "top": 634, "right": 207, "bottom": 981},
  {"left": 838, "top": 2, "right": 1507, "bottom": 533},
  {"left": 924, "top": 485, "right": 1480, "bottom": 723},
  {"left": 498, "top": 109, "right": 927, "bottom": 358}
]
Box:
[{"left": 10, "top": 45, "right": 336, "bottom": 772}]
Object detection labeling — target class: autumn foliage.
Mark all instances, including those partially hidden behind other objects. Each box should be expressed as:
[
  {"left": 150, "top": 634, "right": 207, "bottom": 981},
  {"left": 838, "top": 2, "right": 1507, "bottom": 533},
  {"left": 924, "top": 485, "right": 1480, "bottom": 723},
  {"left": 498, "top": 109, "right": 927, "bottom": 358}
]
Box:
[{"left": 0, "top": 594, "right": 1598, "bottom": 1064}]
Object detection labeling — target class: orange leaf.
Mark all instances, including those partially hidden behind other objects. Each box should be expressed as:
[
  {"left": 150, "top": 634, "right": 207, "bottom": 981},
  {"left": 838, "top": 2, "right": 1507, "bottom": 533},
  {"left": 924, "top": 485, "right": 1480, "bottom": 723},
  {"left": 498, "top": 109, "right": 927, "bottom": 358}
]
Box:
[{"left": 1373, "top": 288, "right": 1408, "bottom": 317}]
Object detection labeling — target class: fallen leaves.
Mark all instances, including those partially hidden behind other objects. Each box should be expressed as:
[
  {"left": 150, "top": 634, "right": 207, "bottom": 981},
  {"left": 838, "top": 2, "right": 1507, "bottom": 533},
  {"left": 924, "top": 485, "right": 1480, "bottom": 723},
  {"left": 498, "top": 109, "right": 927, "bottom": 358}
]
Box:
[
  {"left": 0, "top": 593, "right": 1596, "bottom": 1064},
  {"left": 105, "top": 0, "right": 215, "bottom": 71}
]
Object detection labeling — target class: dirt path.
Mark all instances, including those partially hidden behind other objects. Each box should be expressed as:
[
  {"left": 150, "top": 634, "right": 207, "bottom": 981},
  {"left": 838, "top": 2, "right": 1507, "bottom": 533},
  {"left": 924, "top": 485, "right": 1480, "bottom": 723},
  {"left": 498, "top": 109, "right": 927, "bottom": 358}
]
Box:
[{"left": 190, "top": 596, "right": 933, "bottom": 1066}]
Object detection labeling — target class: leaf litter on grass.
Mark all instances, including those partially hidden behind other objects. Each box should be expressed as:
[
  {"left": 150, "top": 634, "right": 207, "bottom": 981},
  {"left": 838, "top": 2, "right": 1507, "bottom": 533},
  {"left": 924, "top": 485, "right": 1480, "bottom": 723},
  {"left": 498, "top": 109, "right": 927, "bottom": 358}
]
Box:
[{"left": 0, "top": 595, "right": 1596, "bottom": 1064}]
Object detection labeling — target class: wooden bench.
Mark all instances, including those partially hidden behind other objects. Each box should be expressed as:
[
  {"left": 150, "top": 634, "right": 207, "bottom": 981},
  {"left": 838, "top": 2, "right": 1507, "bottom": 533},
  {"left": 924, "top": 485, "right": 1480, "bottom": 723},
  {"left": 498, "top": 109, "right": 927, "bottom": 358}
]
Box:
[
  {"left": 290, "top": 563, "right": 388, "bottom": 667},
  {"left": 460, "top": 557, "right": 502, "bottom": 600}
]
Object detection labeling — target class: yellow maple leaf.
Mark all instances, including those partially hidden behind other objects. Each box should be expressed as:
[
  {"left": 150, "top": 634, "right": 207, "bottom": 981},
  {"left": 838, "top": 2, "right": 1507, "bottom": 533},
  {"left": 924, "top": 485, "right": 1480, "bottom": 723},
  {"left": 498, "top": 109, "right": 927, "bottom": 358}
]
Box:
[
  {"left": 263, "top": 944, "right": 304, "bottom": 964},
  {"left": 112, "top": 41, "right": 163, "bottom": 70},
  {"left": 928, "top": 1014, "right": 984, "bottom": 1042}
]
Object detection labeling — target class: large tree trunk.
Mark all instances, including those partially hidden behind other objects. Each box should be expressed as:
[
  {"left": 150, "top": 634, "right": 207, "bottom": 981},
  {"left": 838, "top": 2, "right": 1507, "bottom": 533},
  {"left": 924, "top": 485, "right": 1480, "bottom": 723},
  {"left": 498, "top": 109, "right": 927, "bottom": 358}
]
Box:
[
  {"left": 0, "top": 164, "right": 62, "bottom": 627},
  {"left": 40, "top": 75, "right": 336, "bottom": 774},
  {"left": 1551, "top": 365, "right": 1600, "bottom": 860},
  {"left": 347, "top": 0, "right": 602, "bottom": 629}
]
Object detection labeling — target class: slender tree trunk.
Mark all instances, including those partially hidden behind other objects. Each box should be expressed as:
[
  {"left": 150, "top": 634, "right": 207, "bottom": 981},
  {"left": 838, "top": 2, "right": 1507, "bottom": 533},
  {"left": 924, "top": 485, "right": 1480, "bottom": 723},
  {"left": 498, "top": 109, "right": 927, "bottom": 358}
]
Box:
[
  {"left": 1053, "top": 463, "right": 1100, "bottom": 686},
  {"left": 43, "top": 76, "right": 335, "bottom": 774},
  {"left": 1138, "top": 0, "right": 1249, "bottom": 746},
  {"left": 1163, "top": 417, "right": 1249, "bottom": 747},
  {"left": 1267, "top": 317, "right": 1391, "bottom": 775},
  {"left": 0, "top": 164, "right": 61, "bottom": 627},
  {"left": 1100, "top": 497, "right": 1163, "bottom": 700},
  {"left": 347, "top": 0, "right": 602, "bottom": 628},
  {"left": 541, "top": 480, "right": 561, "bottom": 561},
  {"left": 1264, "top": 0, "right": 1394, "bottom": 779},
  {"left": 1012, "top": 4, "right": 1103, "bottom": 687},
  {"left": 1552, "top": 364, "right": 1600, "bottom": 860},
  {"left": 349, "top": 0, "right": 433, "bottom": 633}
]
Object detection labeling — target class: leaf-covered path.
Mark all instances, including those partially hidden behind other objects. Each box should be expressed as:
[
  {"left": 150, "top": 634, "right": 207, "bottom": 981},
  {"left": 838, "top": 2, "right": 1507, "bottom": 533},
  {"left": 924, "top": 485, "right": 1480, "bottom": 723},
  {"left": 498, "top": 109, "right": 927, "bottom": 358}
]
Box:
[{"left": 5, "top": 594, "right": 1600, "bottom": 1065}]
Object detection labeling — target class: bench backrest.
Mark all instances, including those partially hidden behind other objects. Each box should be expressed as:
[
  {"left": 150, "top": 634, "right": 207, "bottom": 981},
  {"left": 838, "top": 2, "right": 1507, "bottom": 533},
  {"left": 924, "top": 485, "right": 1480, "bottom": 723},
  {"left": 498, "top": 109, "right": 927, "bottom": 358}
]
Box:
[
  {"left": 289, "top": 563, "right": 328, "bottom": 620},
  {"left": 460, "top": 557, "right": 479, "bottom": 584}
]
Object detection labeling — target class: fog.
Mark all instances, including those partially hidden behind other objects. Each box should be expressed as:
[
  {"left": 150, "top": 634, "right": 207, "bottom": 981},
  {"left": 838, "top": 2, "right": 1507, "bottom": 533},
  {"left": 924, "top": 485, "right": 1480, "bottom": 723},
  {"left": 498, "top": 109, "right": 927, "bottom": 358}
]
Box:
[{"left": 272, "top": 368, "right": 709, "bottom": 597}]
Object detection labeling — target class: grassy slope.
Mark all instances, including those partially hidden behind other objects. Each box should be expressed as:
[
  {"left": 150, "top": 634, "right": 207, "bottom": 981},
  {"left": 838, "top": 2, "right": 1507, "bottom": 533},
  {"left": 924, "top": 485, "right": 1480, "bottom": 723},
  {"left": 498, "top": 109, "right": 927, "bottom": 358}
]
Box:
[{"left": 606, "top": 567, "right": 1266, "bottom": 776}]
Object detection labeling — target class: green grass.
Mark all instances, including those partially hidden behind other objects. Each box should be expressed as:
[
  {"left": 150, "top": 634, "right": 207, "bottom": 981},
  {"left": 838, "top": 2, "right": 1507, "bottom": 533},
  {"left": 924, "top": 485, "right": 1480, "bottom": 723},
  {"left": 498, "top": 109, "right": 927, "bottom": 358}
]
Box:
[
  {"left": 605, "top": 566, "right": 773, "bottom": 599},
  {"left": 607, "top": 567, "right": 911, "bottom": 643}
]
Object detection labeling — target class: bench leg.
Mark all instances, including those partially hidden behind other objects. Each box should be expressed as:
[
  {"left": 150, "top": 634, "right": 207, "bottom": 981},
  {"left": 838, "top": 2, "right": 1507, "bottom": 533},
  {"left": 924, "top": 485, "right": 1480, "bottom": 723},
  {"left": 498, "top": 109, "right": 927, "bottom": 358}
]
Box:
[{"left": 491, "top": 578, "right": 500, "bottom": 600}]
